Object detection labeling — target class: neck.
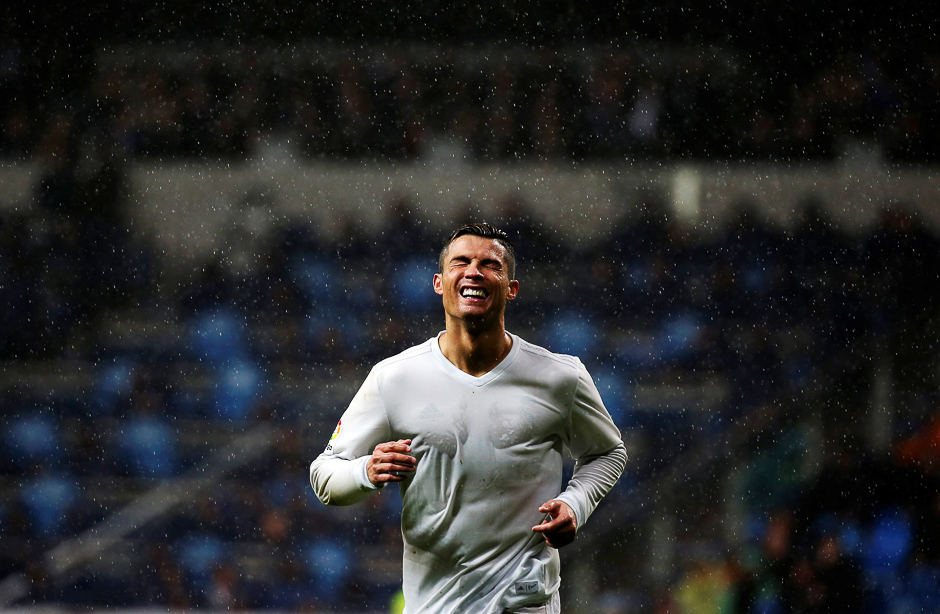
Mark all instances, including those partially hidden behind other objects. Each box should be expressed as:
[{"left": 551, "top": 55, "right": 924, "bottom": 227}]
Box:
[{"left": 438, "top": 318, "right": 512, "bottom": 377}]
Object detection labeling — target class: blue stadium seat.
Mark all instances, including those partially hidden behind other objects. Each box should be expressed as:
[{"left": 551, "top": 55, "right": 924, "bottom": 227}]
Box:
[
  {"left": 189, "top": 308, "right": 249, "bottom": 366},
  {"left": 5, "top": 414, "right": 61, "bottom": 469},
  {"left": 393, "top": 257, "right": 438, "bottom": 313},
  {"left": 290, "top": 254, "right": 341, "bottom": 309},
  {"left": 656, "top": 311, "right": 704, "bottom": 364},
  {"left": 838, "top": 517, "right": 863, "bottom": 561},
  {"left": 212, "top": 361, "right": 264, "bottom": 423},
  {"left": 20, "top": 473, "right": 78, "bottom": 538},
  {"left": 906, "top": 562, "right": 940, "bottom": 612},
  {"left": 740, "top": 260, "right": 772, "bottom": 296},
  {"left": 117, "top": 416, "right": 178, "bottom": 478},
  {"left": 862, "top": 506, "right": 913, "bottom": 576},
  {"left": 752, "top": 595, "right": 784, "bottom": 614},
  {"left": 265, "top": 475, "right": 302, "bottom": 510},
  {"left": 91, "top": 358, "right": 137, "bottom": 415},
  {"left": 544, "top": 310, "right": 600, "bottom": 359},
  {"left": 304, "top": 537, "right": 354, "bottom": 605},
  {"left": 175, "top": 533, "right": 228, "bottom": 593},
  {"left": 590, "top": 368, "right": 633, "bottom": 427}
]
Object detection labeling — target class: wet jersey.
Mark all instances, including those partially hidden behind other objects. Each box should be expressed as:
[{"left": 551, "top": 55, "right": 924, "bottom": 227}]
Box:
[{"left": 310, "top": 332, "right": 626, "bottom": 614}]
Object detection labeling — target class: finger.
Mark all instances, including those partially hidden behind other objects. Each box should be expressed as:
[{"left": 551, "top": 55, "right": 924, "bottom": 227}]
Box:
[
  {"left": 376, "top": 442, "right": 413, "bottom": 454},
  {"left": 532, "top": 517, "right": 569, "bottom": 533},
  {"left": 376, "top": 439, "right": 412, "bottom": 449},
  {"left": 538, "top": 500, "right": 560, "bottom": 514},
  {"left": 370, "top": 465, "right": 415, "bottom": 481},
  {"left": 532, "top": 508, "right": 574, "bottom": 532},
  {"left": 372, "top": 460, "right": 416, "bottom": 474},
  {"left": 373, "top": 452, "right": 417, "bottom": 465},
  {"left": 373, "top": 472, "right": 406, "bottom": 482},
  {"left": 374, "top": 462, "right": 417, "bottom": 475}
]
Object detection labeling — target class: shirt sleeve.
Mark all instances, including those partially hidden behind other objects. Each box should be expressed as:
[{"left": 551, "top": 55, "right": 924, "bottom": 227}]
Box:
[
  {"left": 555, "top": 359, "right": 627, "bottom": 528},
  {"left": 309, "top": 368, "right": 393, "bottom": 506}
]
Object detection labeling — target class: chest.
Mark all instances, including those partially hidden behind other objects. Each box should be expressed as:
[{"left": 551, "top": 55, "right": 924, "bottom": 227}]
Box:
[{"left": 384, "top": 377, "right": 569, "bottom": 458}]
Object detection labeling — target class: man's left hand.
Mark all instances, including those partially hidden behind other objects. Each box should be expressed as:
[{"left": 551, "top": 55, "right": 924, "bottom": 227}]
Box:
[{"left": 531, "top": 500, "right": 577, "bottom": 548}]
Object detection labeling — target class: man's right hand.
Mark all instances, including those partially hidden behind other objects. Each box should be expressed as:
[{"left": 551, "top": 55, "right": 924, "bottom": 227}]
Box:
[{"left": 366, "top": 439, "right": 417, "bottom": 485}]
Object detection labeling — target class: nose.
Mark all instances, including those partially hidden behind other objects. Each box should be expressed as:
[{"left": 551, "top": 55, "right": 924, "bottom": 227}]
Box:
[{"left": 464, "top": 260, "right": 484, "bottom": 277}]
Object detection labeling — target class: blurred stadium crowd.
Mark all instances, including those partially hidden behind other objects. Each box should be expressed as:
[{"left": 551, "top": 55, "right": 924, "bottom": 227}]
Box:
[
  {"left": 1, "top": 28, "right": 940, "bottom": 613},
  {"left": 1, "top": 41, "right": 940, "bottom": 164}
]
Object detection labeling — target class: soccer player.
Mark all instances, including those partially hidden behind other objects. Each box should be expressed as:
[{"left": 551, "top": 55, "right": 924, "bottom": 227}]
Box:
[{"left": 310, "top": 223, "right": 627, "bottom": 613}]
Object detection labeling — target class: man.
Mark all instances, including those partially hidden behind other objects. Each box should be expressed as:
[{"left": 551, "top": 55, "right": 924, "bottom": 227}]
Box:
[{"left": 310, "top": 223, "right": 626, "bottom": 613}]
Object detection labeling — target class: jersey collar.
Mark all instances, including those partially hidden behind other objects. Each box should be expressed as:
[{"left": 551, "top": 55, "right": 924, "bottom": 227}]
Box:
[{"left": 430, "top": 331, "right": 521, "bottom": 387}]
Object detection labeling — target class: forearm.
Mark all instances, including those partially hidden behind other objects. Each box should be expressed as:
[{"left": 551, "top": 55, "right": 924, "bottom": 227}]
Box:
[
  {"left": 309, "top": 454, "right": 381, "bottom": 506},
  {"left": 555, "top": 441, "right": 627, "bottom": 528}
]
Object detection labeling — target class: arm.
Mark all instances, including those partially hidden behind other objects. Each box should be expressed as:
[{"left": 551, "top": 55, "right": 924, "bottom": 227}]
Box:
[
  {"left": 310, "top": 369, "right": 410, "bottom": 505},
  {"left": 535, "top": 360, "right": 627, "bottom": 546}
]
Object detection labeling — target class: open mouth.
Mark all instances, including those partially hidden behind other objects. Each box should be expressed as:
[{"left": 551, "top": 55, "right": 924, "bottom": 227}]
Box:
[{"left": 460, "top": 287, "right": 488, "bottom": 299}]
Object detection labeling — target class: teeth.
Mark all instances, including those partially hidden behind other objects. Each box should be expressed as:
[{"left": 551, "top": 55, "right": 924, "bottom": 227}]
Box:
[{"left": 461, "top": 288, "right": 487, "bottom": 298}]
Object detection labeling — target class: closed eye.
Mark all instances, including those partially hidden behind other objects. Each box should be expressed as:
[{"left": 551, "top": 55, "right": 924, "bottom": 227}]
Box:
[{"left": 447, "top": 256, "right": 504, "bottom": 272}]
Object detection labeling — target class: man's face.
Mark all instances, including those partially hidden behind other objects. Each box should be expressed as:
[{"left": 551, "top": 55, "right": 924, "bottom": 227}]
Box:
[{"left": 433, "top": 234, "right": 519, "bottom": 325}]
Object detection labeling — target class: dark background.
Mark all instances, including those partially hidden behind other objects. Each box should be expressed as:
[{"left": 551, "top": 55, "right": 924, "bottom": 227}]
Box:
[{"left": 6, "top": 1, "right": 938, "bottom": 96}]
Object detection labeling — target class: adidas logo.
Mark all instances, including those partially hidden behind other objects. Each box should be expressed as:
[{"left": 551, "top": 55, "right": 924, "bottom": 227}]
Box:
[{"left": 419, "top": 404, "right": 442, "bottom": 419}]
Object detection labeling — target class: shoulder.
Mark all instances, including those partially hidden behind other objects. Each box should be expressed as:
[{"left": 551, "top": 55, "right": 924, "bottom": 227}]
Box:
[
  {"left": 515, "top": 335, "right": 583, "bottom": 371},
  {"left": 372, "top": 338, "right": 436, "bottom": 377}
]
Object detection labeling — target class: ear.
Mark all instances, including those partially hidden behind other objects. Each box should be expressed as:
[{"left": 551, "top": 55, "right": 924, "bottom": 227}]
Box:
[
  {"left": 433, "top": 273, "right": 444, "bottom": 296},
  {"left": 507, "top": 279, "right": 519, "bottom": 301}
]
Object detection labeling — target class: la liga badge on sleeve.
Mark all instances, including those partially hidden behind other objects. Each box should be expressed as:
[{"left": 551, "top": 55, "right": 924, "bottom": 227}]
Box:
[{"left": 325, "top": 419, "right": 342, "bottom": 453}]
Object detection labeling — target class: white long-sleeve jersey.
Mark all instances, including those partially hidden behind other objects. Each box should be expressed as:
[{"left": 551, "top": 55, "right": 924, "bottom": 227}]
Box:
[{"left": 310, "top": 332, "right": 627, "bottom": 614}]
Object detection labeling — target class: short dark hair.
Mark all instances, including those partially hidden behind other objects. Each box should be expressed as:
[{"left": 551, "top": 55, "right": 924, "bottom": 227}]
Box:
[{"left": 439, "top": 222, "right": 516, "bottom": 279}]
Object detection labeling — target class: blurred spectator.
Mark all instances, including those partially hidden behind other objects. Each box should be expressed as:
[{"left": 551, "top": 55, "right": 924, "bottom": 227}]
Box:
[
  {"left": 3, "top": 44, "right": 939, "bottom": 165},
  {"left": 862, "top": 204, "right": 940, "bottom": 424}
]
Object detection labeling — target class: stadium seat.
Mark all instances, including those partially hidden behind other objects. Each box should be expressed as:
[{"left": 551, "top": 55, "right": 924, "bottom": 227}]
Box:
[
  {"left": 656, "top": 311, "right": 704, "bottom": 364},
  {"left": 174, "top": 533, "right": 229, "bottom": 592},
  {"left": 290, "top": 254, "right": 341, "bottom": 309},
  {"left": 590, "top": 368, "right": 633, "bottom": 427},
  {"left": 189, "top": 308, "right": 250, "bottom": 366},
  {"left": 304, "top": 537, "right": 354, "bottom": 605},
  {"left": 905, "top": 562, "right": 940, "bottom": 612},
  {"left": 20, "top": 473, "right": 78, "bottom": 538},
  {"left": 392, "top": 257, "right": 439, "bottom": 313},
  {"left": 91, "top": 357, "right": 137, "bottom": 415},
  {"left": 175, "top": 533, "right": 228, "bottom": 593},
  {"left": 862, "top": 506, "right": 913, "bottom": 576},
  {"left": 838, "top": 517, "right": 864, "bottom": 561},
  {"left": 740, "top": 261, "right": 772, "bottom": 296},
  {"left": 264, "top": 475, "right": 302, "bottom": 510},
  {"left": 212, "top": 361, "right": 265, "bottom": 423},
  {"left": 116, "top": 416, "right": 178, "bottom": 478},
  {"left": 544, "top": 310, "right": 600, "bottom": 359},
  {"left": 5, "top": 414, "right": 61, "bottom": 469}
]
